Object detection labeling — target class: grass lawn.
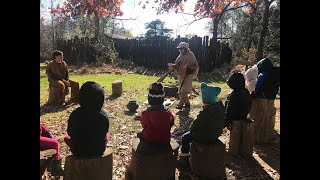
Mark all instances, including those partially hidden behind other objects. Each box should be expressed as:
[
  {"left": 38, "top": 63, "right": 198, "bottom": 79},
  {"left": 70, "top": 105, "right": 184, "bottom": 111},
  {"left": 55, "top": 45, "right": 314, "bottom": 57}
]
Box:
[{"left": 40, "top": 63, "right": 279, "bottom": 133}]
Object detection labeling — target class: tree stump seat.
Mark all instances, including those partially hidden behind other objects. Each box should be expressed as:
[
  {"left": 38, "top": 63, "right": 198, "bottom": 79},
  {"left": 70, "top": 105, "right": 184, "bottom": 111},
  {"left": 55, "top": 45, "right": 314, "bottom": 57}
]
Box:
[
  {"left": 190, "top": 140, "right": 226, "bottom": 179},
  {"left": 63, "top": 148, "right": 113, "bottom": 180},
  {"left": 228, "top": 119, "right": 254, "bottom": 158},
  {"left": 47, "top": 80, "right": 80, "bottom": 105},
  {"left": 47, "top": 85, "right": 60, "bottom": 105},
  {"left": 40, "top": 149, "right": 56, "bottom": 179},
  {"left": 112, "top": 80, "right": 123, "bottom": 96},
  {"left": 125, "top": 138, "right": 179, "bottom": 180},
  {"left": 249, "top": 98, "right": 276, "bottom": 144}
]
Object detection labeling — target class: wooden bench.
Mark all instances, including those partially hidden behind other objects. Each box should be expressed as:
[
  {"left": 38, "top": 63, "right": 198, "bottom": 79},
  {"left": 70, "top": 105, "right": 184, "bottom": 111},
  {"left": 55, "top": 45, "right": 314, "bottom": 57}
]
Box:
[
  {"left": 63, "top": 148, "right": 113, "bottom": 180},
  {"left": 125, "top": 138, "right": 179, "bottom": 180},
  {"left": 40, "top": 149, "right": 56, "bottom": 179},
  {"left": 190, "top": 140, "right": 226, "bottom": 179},
  {"left": 228, "top": 119, "right": 254, "bottom": 158}
]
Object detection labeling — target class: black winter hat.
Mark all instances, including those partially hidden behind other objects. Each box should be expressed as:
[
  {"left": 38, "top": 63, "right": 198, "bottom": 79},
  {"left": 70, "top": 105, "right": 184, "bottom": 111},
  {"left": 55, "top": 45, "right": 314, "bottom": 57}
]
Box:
[
  {"left": 148, "top": 82, "right": 165, "bottom": 105},
  {"left": 79, "top": 81, "right": 105, "bottom": 111}
]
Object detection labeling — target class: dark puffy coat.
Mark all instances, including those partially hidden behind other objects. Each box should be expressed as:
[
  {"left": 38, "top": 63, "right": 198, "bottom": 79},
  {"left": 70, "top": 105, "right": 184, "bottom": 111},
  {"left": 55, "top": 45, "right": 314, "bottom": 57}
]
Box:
[
  {"left": 191, "top": 101, "right": 225, "bottom": 144},
  {"left": 254, "top": 58, "right": 280, "bottom": 100},
  {"left": 67, "top": 81, "right": 109, "bottom": 158},
  {"left": 225, "top": 72, "right": 252, "bottom": 126}
]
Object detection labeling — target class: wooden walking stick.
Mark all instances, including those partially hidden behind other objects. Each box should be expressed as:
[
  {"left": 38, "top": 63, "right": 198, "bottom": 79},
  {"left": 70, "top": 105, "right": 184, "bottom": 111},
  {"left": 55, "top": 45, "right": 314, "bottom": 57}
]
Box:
[{"left": 157, "top": 68, "right": 174, "bottom": 83}]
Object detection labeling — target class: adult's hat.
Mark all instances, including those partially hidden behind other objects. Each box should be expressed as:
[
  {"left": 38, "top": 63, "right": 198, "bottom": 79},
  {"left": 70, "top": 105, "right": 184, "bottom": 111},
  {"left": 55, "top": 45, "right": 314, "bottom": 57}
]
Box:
[{"left": 177, "top": 42, "right": 189, "bottom": 49}]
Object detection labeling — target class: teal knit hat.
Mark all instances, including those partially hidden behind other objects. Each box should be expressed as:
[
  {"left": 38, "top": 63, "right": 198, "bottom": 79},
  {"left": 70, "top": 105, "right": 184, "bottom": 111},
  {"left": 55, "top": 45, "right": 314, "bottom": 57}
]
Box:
[{"left": 201, "top": 82, "right": 221, "bottom": 104}]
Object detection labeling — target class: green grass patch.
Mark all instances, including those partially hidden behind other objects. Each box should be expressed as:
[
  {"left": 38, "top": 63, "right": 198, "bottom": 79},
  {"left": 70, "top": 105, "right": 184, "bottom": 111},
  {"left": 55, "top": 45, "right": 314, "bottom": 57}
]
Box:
[
  {"left": 40, "top": 63, "right": 229, "bottom": 103},
  {"left": 40, "top": 63, "right": 230, "bottom": 136},
  {"left": 41, "top": 72, "right": 159, "bottom": 103}
]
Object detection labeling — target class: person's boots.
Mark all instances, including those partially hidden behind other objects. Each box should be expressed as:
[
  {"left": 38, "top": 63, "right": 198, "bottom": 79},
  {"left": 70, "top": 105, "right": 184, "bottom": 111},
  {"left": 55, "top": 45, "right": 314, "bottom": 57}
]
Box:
[
  {"left": 49, "top": 159, "right": 64, "bottom": 176},
  {"left": 177, "top": 153, "right": 190, "bottom": 170}
]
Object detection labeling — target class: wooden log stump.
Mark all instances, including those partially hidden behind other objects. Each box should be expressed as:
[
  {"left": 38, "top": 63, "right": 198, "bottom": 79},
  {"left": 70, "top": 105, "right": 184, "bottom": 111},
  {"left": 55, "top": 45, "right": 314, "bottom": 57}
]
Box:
[
  {"left": 125, "top": 138, "right": 179, "bottom": 180},
  {"left": 190, "top": 140, "right": 226, "bottom": 179},
  {"left": 249, "top": 98, "right": 276, "bottom": 144},
  {"left": 112, "top": 80, "right": 123, "bottom": 96},
  {"left": 40, "top": 149, "right": 56, "bottom": 179},
  {"left": 47, "top": 85, "right": 61, "bottom": 105},
  {"left": 64, "top": 148, "right": 113, "bottom": 180},
  {"left": 228, "top": 119, "right": 254, "bottom": 158}
]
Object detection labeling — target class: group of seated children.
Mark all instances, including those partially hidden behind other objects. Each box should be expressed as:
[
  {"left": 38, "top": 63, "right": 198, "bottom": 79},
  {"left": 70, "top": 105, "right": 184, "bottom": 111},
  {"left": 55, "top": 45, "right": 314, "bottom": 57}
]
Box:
[{"left": 42, "top": 57, "right": 279, "bottom": 176}]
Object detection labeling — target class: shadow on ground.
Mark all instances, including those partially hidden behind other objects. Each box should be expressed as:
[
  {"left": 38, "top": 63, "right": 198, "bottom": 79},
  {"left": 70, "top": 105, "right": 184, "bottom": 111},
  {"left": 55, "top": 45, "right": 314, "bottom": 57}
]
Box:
[
  {"left": 40, "top": 101, "right": 78, "bottom": 116},
  {"left": 124, "top": 110, "right": 136, "bottom": 116},
  {"left": 106, "top": 94, "right": 121, "bottom": 101},
  {"left": 225, "top": 154, "right": 274, "bottom": 179},
  {"left": 253, "top": 131, "right": 280, "bottom": 173},
  {"left": 171, "top": 110, "right": 194, "bottom": 138}
]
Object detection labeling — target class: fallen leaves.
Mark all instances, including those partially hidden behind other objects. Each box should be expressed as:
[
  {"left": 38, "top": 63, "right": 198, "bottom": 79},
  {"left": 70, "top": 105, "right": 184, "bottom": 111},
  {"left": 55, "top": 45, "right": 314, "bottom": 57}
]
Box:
[{"left": 40, "top": 83, "right": 280, "bottom": 180}]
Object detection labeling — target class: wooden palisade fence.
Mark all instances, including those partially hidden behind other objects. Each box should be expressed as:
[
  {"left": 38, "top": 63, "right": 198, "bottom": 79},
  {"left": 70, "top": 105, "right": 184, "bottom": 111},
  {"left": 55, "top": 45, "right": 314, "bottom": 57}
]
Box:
[{"left": 56, "top": 35, "right": 232, "bottom": 72}]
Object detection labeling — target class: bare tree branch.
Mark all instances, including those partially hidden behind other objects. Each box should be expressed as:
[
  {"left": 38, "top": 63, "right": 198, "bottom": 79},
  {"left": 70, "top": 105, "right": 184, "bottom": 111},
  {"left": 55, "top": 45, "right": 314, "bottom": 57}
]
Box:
[
  {"left": 176, "top": 17, "right": 206, "bottom": 35},
  {"left": 111, "top": 17, "right": 138, "bottom": 21},
  {"left": 176, "top": 12, "right": 195, "bottom": 16},
  {"left": 225, "top": 3, "right": 250, "bottom": 13},
  {"left": 217, "top": 3, "right": 232, "bottom": 22}
]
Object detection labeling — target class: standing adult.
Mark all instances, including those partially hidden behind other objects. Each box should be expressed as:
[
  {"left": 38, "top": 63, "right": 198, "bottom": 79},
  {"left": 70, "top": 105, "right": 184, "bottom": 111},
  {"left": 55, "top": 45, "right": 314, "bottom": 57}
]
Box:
[{"left": 168, "top": 42, "right": 199, "bottom": 110}]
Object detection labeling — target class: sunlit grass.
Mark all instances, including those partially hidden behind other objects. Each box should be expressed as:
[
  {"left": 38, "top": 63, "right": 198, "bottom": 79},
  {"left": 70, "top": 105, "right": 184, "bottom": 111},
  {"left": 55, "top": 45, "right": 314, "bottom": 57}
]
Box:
[{"left": 40, "top": 63, "right": 279, "bottom": 134}]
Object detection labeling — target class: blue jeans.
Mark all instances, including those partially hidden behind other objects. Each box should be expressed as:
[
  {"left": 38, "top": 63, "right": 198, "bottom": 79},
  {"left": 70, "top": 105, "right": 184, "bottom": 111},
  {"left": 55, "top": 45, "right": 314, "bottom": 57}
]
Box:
[{"left": 181, "top": 131, "right": 192, "bottom": 153}]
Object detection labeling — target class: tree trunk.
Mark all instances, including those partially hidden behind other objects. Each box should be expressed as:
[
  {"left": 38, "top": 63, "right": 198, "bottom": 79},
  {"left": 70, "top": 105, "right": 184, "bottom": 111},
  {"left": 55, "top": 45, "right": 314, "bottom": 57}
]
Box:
[
  {"left": 94, "top": 13, "right": 100, "bottom": 38},
  {"left": 247, "top": 5, "right": 257, "bottom": 50},
  {"left": 244, "top": 5, "right": 257, "bottom": 71},
  {"left": 211, "top": 17, "right": 220, "bottom": 71},
  {"left": 51, "top": 0, "right": 55, "bottom": 50},
  {"left": 255, "top": 0, "right": 273, "bottom": 62}
]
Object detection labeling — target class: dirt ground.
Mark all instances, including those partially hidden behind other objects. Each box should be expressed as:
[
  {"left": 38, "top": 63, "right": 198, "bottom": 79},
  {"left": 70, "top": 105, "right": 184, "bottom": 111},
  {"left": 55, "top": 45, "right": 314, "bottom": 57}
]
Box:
[{"left": 41, "top": 63, "right": 280, "bottom": 180}]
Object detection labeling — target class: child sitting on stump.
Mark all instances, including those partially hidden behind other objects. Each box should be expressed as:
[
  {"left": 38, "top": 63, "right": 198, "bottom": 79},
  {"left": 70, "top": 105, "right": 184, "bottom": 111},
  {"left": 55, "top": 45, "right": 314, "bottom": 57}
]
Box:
[
  {"left": 64, "top": 81, "right": 110, "bottom": 158},
  {"left": 177, "top": 82, "right": 225, "bottom": 168},
  {"left": 224, "top": 72, "right": 252, "bottom": 129},
  {"left": 136, "top": 82, "right": 175, "bottom": 155}
]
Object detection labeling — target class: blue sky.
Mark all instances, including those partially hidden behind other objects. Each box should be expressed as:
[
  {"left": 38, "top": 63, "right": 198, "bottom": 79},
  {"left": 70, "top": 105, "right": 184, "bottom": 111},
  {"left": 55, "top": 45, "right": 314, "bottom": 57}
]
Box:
[{"left": 41, "top": 0, "right": 211, "bottom": 37}]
